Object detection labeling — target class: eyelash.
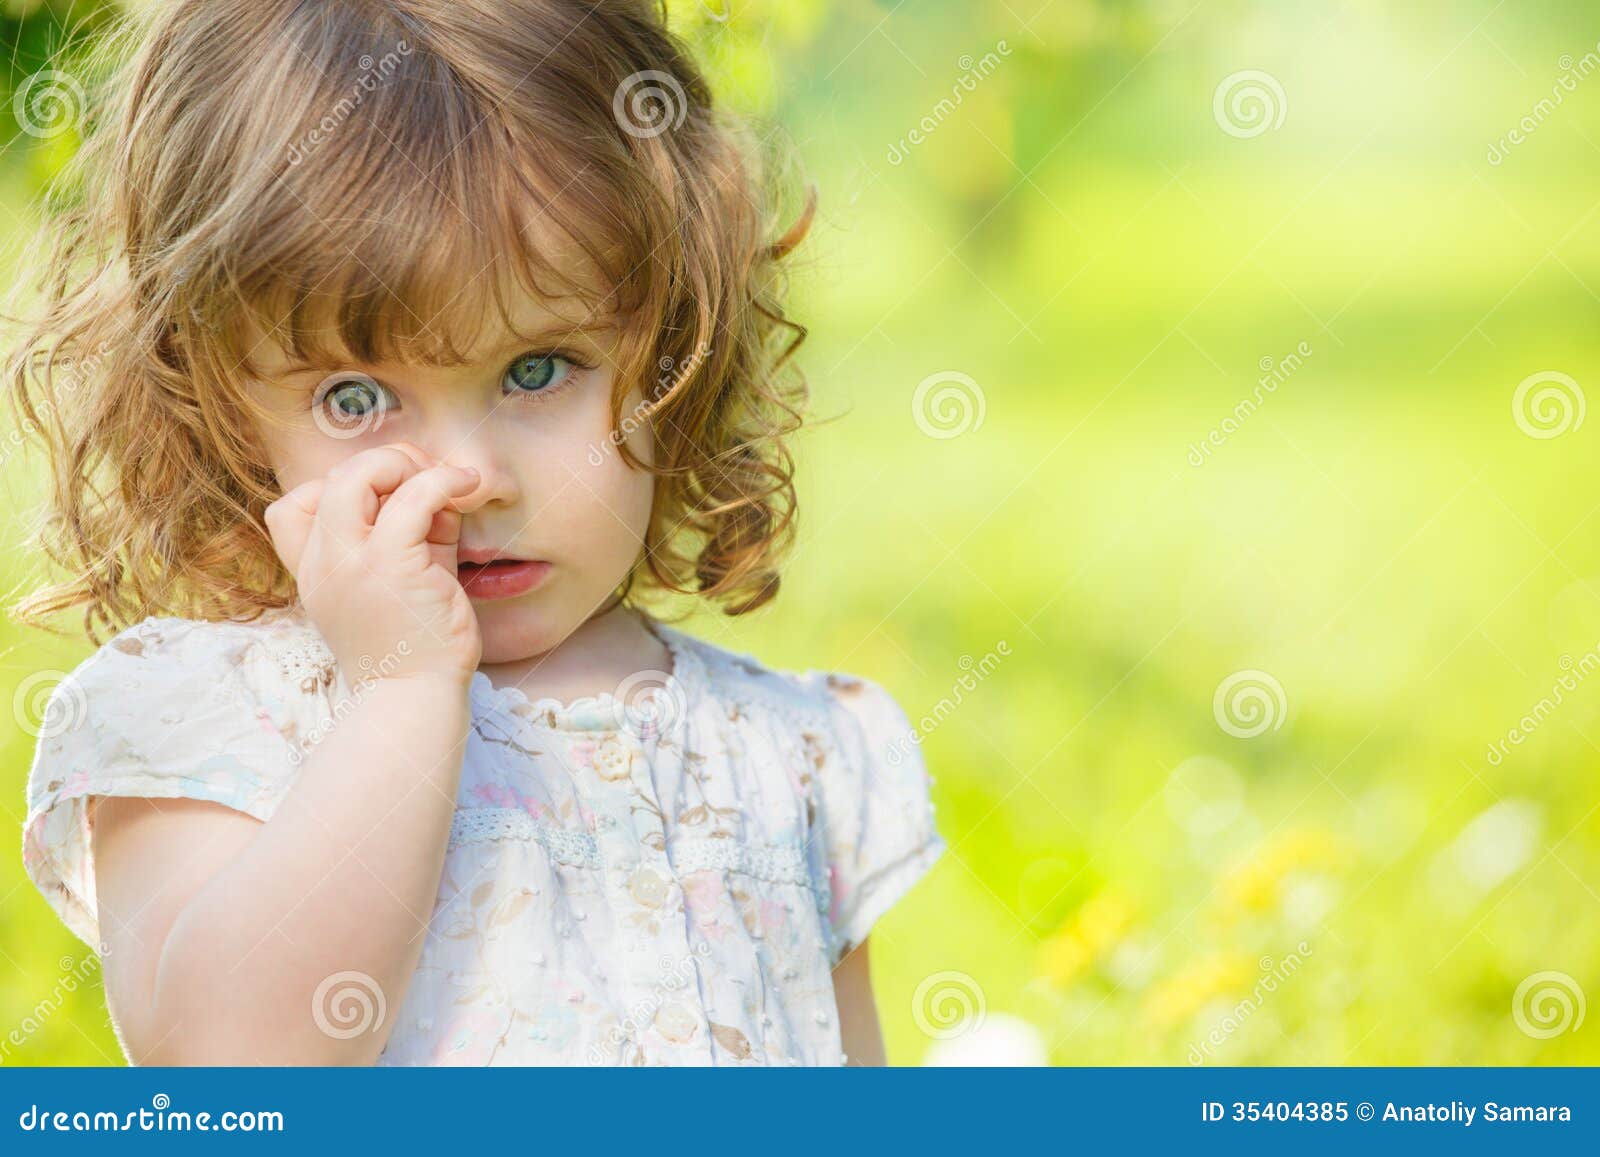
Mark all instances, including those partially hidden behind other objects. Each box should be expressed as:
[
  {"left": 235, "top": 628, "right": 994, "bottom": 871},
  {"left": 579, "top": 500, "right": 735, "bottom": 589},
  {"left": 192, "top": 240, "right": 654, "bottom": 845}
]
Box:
[
  {"left": 309, "top": 349, "right": 598, "bottom": 419},
  {"left": 505, "top": 349, "right": 597, "bottom": 405}
]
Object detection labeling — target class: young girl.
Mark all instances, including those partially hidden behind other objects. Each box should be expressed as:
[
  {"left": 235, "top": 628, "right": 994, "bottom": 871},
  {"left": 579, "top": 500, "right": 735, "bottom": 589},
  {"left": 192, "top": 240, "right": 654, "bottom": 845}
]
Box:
[{"left": 7, "top": 0, "right": 943, "bottom": 1066}]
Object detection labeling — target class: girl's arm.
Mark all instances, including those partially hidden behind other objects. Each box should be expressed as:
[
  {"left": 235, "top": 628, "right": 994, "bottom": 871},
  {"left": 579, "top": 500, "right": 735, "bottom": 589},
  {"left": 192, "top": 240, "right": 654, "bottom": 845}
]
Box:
[
  {"left": 832, "top": 936, "right": 887, "bottom": 1065},
  {"left": 90, "top": 673, "right": 470, "bottom": 1065}
]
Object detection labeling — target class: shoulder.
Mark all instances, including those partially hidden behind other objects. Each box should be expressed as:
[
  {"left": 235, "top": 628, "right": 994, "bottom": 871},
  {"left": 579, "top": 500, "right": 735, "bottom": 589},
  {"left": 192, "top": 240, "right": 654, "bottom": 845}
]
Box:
[
  {"left": 21, "top": 605, "right": 339, "bottom": 945},
  {"left": 26, "top": 605, "right": 341, "bottom": 813},
  {"left": 658, "top": 626, "right": 943, "bottom": 962},
  {"left": 660, "top": 622, "right": 917, "bottom": 764},
  {"left": 664, "top": 623, "right": 907, "bottom": 732},
  {"left": 45, "top": 605, "right": 336, "bottom": 717}
]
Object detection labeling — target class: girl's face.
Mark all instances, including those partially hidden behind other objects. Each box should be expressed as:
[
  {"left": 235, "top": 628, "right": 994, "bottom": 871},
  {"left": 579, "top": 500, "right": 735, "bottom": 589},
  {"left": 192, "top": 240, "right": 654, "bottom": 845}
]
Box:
[{"left": 240, "top": 293, "right": 656, "bottom": 666}]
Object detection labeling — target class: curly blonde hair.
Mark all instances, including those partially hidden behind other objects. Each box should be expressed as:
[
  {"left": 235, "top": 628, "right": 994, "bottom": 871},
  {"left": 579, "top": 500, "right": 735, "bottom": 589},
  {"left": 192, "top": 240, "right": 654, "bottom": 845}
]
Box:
[{"left": 3, "top": 0, "right": 814, "bottom": 646}]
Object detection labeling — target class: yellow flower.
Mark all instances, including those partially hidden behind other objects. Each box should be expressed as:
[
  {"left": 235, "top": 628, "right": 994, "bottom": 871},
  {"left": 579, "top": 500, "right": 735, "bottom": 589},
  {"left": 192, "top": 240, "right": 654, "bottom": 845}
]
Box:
[
  {"left": 1036, "top": 890, "right": 1136, "bottom": 987},
  {"left": 1219, "top": 828, "right": 1352, "bottom": 915},
  {"left": 1141, "top": 951, "right": 1252, "bottom": 1029}
]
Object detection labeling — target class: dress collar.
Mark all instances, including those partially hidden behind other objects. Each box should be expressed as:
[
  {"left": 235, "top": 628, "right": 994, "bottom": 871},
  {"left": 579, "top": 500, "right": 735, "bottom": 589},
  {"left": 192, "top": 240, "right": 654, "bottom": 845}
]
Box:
[{"left": 468, "top": 616, "right": 704, "bottom": 734}]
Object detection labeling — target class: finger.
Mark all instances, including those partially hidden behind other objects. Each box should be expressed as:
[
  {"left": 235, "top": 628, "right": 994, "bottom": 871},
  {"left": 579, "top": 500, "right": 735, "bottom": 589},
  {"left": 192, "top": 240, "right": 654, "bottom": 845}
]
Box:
[
  {"left": 382, "top": 441, "right": 436, "bottom": 471},
  {"left": 368, "top": 464, "right": 480, "bottom": 557},
  {"left": 316, "top": 445, "right": 428, "bottom": 551},
  {"left": 364, "top": 441, "right": 441, "bottom": 517},
  {"left": 262, "top": 479, "right": 324, "bottom": 574},
  {"left": 375, "top": 443, "right": 431, "bottom": 514}
]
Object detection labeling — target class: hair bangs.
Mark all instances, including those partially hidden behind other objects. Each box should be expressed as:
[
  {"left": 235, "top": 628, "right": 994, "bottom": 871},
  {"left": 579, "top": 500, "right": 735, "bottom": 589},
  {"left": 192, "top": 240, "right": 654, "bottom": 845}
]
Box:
[{"left": 196, "top": 39, "right": 637, "bottom": 379}]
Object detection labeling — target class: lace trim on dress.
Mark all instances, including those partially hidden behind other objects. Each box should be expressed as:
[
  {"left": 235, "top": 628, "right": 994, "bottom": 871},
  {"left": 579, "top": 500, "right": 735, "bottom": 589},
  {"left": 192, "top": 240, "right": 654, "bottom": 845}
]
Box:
[
  {"left": 274, "top": 637, "right": 339, "bottom": 693},
  {"left": 447, "top": 806, "right": 830, "bottom": 911},
  {"left": 467, "top": 618, "right": 704, "bottom": 733},
  {"left": 671, "top": 839, "right": 811, "bottom": 887},
  {"left": 449, "top": 807, "right": 603, "bottom": 868}
]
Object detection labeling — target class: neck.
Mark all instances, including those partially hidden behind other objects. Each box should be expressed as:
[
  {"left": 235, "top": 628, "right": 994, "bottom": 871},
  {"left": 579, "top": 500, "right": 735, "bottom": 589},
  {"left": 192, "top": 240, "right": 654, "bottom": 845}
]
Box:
[{"left": 476, "top": 595, "right": 660, "bottom": 700}]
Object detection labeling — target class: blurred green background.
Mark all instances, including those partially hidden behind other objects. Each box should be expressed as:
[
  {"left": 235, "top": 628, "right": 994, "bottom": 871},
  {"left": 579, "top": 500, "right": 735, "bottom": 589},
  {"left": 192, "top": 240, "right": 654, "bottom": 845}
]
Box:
[{"left": 3, "top": 0, "right": 1599, "bottom": 1065}]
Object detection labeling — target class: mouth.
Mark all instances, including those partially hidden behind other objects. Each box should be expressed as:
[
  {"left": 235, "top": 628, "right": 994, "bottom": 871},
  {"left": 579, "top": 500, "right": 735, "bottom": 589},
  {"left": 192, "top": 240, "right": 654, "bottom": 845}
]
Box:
[
  {"left": 455, "top": 556, "right": 553, "bottom": 600},
  {"left": 456, "top": 555, "right": 530, "bottom": 571}
]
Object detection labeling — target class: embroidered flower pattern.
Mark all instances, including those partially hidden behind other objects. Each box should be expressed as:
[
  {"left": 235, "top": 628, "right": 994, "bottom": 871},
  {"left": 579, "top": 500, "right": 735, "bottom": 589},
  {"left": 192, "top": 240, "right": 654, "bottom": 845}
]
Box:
[{"left": 19, "top": 606, "right": 947, "bottom": 1066}]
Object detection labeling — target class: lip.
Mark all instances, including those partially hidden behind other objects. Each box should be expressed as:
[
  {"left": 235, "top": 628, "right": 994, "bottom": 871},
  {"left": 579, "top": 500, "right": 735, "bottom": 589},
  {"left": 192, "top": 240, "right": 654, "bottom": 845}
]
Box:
[
  {"left": 456, "top": 558, "right": 551, "bottom": 600},
  {"left": 458, "top": 546, "right": 529, "bottom": 566}
]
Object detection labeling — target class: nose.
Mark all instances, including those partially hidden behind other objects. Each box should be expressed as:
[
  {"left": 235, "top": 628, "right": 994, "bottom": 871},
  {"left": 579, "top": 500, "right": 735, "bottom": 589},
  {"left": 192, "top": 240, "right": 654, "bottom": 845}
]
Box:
[{"left": 423, "top": 427, "right": 519, "bottom": 508}]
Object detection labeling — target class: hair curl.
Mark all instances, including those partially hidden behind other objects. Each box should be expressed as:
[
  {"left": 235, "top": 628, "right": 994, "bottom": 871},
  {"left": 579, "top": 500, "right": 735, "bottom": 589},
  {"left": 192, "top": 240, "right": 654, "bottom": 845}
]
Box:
[{"left": 3, "top": 0, "right": 815, "bottom": 646}]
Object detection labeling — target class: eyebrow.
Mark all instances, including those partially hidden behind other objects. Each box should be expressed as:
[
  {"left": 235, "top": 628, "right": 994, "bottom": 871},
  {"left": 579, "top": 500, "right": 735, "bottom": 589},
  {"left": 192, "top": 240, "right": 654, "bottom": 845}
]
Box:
[{"left": 270, "top": 325, "right": 597, "bottom": 376}]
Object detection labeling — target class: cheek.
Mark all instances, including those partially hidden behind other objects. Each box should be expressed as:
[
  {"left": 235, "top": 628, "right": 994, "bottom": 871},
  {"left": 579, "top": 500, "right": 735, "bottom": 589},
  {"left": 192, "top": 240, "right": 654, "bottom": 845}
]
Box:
[
  {"left": 516, "top": 379, "right": 656, "bottom": 556},
  {"left": 253, "top": 411, "right": 344, "bottom": 492},
  {"left": 593, "top": 450, "right": 657, "bottom": 539},
  {"left": 605, "top": 385, "right": 658, "bottom": 533},
  {"left": 575, "top": 383, "right": 656, "bottom": 537},
  {"left": 275, "top": 439, "right": 362, "bottom": 492}
]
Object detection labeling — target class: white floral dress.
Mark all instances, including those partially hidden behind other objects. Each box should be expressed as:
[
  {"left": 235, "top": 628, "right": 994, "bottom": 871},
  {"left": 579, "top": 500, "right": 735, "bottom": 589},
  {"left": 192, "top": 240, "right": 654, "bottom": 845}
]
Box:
[{"left": 20, "top": 604, "right": 945, "bottom": 1065}]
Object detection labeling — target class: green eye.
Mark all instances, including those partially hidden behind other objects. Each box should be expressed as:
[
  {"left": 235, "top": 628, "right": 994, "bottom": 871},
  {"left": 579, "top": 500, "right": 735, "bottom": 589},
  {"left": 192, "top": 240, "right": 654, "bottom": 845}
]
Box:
[
  {"left": 503, "top": 352, "right": 580, "bottom": 397},
  {"left": 314, "top": 373, "right": 392, "bottom": 435}
]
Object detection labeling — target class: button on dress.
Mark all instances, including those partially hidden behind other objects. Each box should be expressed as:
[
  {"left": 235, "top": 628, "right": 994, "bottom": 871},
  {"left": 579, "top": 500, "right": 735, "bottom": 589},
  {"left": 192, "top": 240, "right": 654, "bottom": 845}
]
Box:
[{"left": 21, "top": 604, "right": 946, "bottom": 1065}]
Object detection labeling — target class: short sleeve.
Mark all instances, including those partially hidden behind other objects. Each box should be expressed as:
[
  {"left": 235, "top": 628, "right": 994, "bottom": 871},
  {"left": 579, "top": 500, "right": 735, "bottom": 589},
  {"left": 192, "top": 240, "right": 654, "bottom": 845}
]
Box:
[
  {"left": 20, "top": 616, "right": 333, "bottom": 948},
  {"left": 803, "top": 670, "right": 946, "bottom": 965}
]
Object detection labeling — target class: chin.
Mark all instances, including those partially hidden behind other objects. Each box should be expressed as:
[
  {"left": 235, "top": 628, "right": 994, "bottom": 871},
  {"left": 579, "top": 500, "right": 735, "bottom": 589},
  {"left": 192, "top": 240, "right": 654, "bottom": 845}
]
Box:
[{"left": 471, "top": 598, "right": 566, "bottom": 664}]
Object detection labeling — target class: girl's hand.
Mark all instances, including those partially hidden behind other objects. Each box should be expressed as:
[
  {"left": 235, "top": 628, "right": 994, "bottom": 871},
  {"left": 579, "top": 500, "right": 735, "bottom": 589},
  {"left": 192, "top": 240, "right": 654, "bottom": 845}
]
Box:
[{"left": 263, "top": 442, "right": 485, "bottom": 687}]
